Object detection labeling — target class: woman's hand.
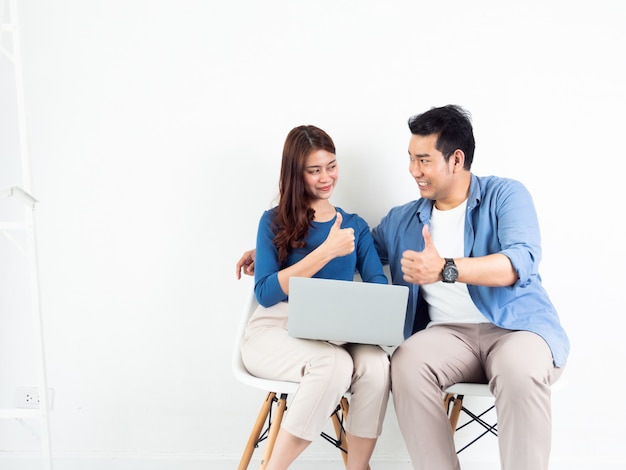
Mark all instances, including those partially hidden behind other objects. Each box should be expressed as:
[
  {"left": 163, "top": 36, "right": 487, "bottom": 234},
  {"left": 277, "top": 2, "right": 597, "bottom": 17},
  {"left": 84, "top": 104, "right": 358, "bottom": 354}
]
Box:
[{"left": 322, "top": 212, "right": 355, "bottom": 259}]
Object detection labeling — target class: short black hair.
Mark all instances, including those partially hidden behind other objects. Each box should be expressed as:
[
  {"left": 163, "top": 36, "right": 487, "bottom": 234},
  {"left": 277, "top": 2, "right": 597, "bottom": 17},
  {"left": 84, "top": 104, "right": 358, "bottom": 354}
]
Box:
[{"left": 408, "top": 105, "right": 475, "bottom": 170}]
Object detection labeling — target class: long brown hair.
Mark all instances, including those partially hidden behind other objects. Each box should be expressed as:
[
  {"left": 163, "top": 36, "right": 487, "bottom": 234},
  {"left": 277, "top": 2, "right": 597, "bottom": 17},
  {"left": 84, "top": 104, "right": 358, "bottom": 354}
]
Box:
[{"left": 272, "top": 125, "right": 336, "bottom": 267}]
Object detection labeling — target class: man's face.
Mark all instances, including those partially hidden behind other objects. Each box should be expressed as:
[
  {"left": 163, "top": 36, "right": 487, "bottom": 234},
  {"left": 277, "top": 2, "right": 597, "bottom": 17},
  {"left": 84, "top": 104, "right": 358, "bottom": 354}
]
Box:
[{"left": 408, "top": 134, "right": 456, "bottom": 203}]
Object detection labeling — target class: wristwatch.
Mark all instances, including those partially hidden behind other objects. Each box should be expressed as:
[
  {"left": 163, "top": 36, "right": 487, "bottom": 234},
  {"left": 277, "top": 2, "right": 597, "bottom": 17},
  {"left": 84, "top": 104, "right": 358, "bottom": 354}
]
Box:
[{"left": 442, "top": 258, "right": 458, "bottom": 283}]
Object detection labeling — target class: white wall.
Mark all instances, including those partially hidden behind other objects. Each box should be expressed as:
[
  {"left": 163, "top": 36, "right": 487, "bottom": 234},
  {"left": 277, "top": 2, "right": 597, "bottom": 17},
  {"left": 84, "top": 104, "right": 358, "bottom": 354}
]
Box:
[{"left": 1, "top": 0, "right": 625, "bottom": 468}]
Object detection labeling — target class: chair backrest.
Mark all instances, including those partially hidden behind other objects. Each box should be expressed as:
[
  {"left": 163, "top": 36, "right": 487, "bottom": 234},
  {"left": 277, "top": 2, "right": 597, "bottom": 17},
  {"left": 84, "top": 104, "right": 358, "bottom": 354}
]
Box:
[{"left": 232, "top": 289, "right": 298, "bottom": 394}]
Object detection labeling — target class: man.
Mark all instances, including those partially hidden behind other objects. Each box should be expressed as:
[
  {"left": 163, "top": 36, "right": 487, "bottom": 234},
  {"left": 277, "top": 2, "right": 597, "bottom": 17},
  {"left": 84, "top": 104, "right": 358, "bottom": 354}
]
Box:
[
  {"left": 372, "top": 104, "right": 568, "bottom": 470},
  {"left": 236, "top": 105, "right": 569, "bottom": 469}
]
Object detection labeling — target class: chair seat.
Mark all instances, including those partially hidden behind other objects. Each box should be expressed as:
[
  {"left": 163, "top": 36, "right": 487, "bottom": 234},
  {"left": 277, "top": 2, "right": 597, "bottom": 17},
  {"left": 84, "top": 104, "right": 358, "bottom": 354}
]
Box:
[
  {"left": 445, "top": 375, "right": 567, "bottom": 398},
  {"left": 232, "top": 356, "right": 299, "bottom": 394},
  {"left": 444, "top": 382, "right": 493, "bottom": 397}
]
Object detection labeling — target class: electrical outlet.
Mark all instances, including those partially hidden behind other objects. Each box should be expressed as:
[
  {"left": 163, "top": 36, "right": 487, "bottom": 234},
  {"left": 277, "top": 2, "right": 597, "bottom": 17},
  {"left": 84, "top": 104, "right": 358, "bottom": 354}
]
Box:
[{"left": 14, "top": 387, "right": 54, "bottom": 409}]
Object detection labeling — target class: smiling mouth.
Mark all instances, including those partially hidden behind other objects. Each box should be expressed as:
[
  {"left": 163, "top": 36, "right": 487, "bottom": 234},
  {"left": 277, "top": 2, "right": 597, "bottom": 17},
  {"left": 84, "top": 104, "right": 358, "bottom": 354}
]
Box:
[{"left": 417, "top": 181, "right": 429, "bottom": 187}]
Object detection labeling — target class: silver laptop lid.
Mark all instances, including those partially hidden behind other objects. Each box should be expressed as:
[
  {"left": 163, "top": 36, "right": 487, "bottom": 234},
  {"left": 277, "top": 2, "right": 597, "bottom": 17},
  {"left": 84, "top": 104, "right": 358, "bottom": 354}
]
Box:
[{"left": 288, "top": 277, "right": 408, "bottom": 347}]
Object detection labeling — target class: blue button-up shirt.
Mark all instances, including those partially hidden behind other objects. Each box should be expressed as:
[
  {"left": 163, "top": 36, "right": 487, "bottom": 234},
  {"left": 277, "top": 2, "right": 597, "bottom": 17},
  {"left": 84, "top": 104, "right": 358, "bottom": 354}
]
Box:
[{"left": 371, "top": 174, "right": 569, "bottom": 367}]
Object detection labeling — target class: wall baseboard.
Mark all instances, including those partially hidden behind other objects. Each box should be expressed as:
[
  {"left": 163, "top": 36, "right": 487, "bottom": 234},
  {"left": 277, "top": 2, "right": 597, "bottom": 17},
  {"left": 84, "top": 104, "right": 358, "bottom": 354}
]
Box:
[{"left": 0, "top": 453, "right": 624, "bottom": 470}]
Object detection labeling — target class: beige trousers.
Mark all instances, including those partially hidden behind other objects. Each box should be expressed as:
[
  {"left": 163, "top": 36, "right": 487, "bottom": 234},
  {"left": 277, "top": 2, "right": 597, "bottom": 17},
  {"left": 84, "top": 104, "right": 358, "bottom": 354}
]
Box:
[
  {"left": 391, "top": 323, "right": 563, "bottom": 470},
  {"left": 241, "top": 301, "right": 391, "bottom": 441}
]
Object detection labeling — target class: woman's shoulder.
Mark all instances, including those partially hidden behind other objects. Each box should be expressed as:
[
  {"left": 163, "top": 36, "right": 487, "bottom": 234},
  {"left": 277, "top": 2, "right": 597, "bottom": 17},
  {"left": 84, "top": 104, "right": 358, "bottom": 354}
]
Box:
[
  {"left": 260, "top": 206, "right": 278, "bottom": 219},
  {"left": 335, "top": 206, "right": 369, "bottom": 228},
  {"left": 335, "top": 206, "right": 360, "bottom": 219},
  {"left": 257, "top": 207, "right": 279, "bottom": 228}
]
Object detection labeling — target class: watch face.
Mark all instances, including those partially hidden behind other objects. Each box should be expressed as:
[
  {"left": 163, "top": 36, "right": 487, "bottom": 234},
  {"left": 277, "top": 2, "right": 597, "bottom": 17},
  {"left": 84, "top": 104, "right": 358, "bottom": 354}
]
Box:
[{"left": 443, "top": 265, "right": 458, "bottom": 282}]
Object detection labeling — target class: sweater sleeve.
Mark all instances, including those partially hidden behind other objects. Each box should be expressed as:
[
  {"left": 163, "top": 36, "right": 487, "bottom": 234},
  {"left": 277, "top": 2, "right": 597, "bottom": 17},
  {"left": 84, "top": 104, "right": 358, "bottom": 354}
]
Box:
[
  {"left": 353, "top": 213, "right": 388, "bottom": 284},
  {"left": 253, "top": 210, "right": 287, "bottom": 307}
]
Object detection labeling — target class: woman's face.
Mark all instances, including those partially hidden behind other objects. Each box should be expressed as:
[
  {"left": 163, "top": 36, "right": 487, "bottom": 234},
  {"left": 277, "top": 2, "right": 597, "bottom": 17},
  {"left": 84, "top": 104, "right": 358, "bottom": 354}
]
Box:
[{"left": 303, "top": 149, "right": 338, "bottom": 201}]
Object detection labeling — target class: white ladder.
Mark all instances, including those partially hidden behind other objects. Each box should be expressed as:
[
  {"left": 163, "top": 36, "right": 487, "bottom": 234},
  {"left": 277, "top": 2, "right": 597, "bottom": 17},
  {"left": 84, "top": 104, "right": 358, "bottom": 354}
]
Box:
[{"left": 1, "top": 1, "right": 53, "bottom": 468}]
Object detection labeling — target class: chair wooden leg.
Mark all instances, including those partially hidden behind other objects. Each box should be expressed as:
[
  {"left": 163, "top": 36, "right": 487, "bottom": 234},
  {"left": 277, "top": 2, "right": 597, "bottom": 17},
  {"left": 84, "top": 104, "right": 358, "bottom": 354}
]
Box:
[
  {"left": 443, "top": 392, "right": 454, "bottom": 413},
  {"left": 331, "top": 402, "right": 349, "bottom": 468},
  {"left": 447, "top": 394, "right": 464, "bottom": 435},
  {"left": 339, "top": 396, "right": 350, "bottom": 421},
  {"left": 331, "top": 397, "right": 370, "bottom": 470},
  {"left": 238, "top": 392, "right": 276, "bottom": 470},
  {"left": 240, "top": 393, "right": 364, "bottom": 469},
  {"left": 259, "top": 393, "right": 287, "bottom": 470}
]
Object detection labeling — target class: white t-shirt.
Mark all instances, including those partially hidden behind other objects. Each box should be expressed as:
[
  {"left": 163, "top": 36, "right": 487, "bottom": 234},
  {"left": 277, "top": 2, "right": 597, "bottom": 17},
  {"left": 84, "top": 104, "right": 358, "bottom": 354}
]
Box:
[{"left": 420, "top": 200, "right": 487, "bottom": 325}]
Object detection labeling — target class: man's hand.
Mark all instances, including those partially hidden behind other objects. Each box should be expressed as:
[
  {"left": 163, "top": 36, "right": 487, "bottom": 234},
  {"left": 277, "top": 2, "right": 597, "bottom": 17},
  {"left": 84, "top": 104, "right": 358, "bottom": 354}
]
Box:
[
  {"left": 236, "top": 249, "right": 256, "bottom": 279},
  {"left": 400, "top": 224, "right": 443, "bottom": 285}
]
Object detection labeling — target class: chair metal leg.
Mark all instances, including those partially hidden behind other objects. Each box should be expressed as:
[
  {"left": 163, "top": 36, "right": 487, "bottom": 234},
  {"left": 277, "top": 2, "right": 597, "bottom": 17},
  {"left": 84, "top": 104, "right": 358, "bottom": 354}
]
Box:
[
  {"left": 259, "top": 393, "right": 287, "bottom": 469},
  {"left": 444, "top": 392, "right": 498, "bottom": 454},
  {"left": 238, "top": 392, "right": 276, "bottom": 470},
  {"left": 454, "top": 404, "right": 497, "bottom": 453}
]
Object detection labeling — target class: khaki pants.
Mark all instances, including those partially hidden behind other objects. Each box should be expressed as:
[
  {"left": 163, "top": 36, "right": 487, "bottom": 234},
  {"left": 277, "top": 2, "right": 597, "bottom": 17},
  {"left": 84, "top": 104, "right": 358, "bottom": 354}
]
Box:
[
  {"left": 391, "top": 322, "right": 563, "bottom": 470},
  {"left": 241, "top": 301, "right": 391, "bottom": 441}
]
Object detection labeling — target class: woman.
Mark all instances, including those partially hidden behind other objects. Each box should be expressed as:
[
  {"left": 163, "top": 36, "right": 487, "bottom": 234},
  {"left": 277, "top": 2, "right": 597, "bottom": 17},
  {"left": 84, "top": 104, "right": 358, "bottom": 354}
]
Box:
[{"left": 241, "top": 125, "right": 390, "bottom": 469}]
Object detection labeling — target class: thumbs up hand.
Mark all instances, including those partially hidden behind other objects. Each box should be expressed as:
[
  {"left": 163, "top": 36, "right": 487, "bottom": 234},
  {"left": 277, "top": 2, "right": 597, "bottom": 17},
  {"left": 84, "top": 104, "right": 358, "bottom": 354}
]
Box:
[
  {"left": 400, "top": 224, "right": 444, "bottom": 285},
  {"left": 322, "top": 211, "right": 355, "bottom": 259}
]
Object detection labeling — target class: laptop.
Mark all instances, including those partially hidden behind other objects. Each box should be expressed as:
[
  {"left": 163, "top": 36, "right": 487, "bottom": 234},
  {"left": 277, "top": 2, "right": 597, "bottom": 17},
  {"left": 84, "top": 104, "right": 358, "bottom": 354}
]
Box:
[{"left": 288, "top": 277, "right": 409, "bottom": 347}]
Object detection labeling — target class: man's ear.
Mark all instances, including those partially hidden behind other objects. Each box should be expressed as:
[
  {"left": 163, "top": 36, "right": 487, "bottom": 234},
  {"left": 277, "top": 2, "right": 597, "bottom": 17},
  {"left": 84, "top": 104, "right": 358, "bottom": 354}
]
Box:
[{"left": 452, "top": 149, "right": 465, "bottom": 172}]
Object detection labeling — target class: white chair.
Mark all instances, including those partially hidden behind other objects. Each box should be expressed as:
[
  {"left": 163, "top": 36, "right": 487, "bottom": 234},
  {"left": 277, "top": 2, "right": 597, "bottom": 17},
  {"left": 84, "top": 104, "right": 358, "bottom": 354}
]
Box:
[
  {"left": 443, "top": 376, "right": 567, "bottom": 453},
  {"left": 443, "top": 383, "right": 497, "bottom": 453},
  {"left": 232, "top": 290, "right": 358, "bottom": 470}
]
